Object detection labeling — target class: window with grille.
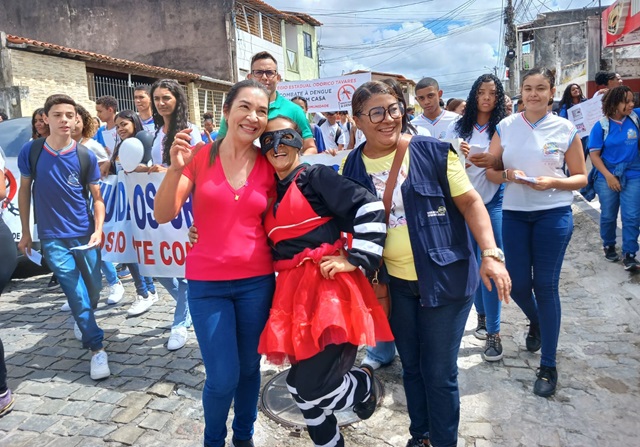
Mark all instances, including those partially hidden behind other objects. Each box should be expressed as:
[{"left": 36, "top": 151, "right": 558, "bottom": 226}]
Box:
[
  {"left": 262, "top": 14, "right": 282, "bottom": 45},
  {"left": 198, "top": 88, "right": 226, "bottom": 125},
  {"left": 304, "top": 32, "right": 313, "bottom": 58},
  {"left": 87, "top": 73, "right": 153, "bottom": 112},
  {"left": 235, "top": 3, "right": 261, "bottom": 37}
]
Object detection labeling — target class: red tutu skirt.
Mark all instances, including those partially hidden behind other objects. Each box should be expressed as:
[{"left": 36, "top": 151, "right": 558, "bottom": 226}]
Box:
[{"left": 258, "top": 240, "right": 394, "bottom": 364}]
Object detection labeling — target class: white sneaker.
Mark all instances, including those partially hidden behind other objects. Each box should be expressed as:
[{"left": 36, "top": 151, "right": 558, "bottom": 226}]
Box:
[
  {"left": 107, "top": 281, "right": 125, "bottom": 304},
  {"left": 361, "top": 356, "right": 383, "bottom": 371},
  {"left": 167, "top": 326, "right": 188, "bottom": 351},
  {"left": 61, "top": 302, "right": 71, "bottom": 312},
  {"left": 73, "top": 322, "right": 83, "bottom": 341},
  {"left": 127, "top": 294, "right": 158, "bottom": 316},
  {"left": 90, "top": 350, "right": 110, "bottom": 380}
]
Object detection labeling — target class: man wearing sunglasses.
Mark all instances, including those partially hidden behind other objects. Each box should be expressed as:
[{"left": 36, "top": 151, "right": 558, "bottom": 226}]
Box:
[{"left": 217, "top": 52, "right": 317, "bottom": 154}]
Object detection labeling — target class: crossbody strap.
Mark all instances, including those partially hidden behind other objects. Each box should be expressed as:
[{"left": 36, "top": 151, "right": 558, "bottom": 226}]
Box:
[{"left": 381, "top": 134, "right": 411, "bottom": 224}]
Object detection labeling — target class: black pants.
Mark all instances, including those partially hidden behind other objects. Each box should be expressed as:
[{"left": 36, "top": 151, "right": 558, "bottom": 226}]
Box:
[
  {"left": 0, "top": 218, "right": 17, "bottom": 393},
  {"left": 286, "top": 343, "right": 371, "bottom": 447}
]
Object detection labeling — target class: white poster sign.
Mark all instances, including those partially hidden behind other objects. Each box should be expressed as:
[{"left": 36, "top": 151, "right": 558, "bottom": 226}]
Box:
[
  {"left": 567, "top": 96, "right": 604, "bottom": 138},
  {"left": 301, "top": 150, "right": 351, "bottom": 172},
  {"left": 277, "top": 73, "right": 372, "bottom": 113},
  {"left": 99, "top": 173, "right": 136, "bottom": 263}
]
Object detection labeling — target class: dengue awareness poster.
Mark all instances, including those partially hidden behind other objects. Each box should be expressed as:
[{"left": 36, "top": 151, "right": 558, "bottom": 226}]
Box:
[
  {"left": 98, "top": 153, "right": 351, "bottom": 277},
  {"left": 276, "top": 73, "right": 372, "bottom": 113},
  {"left": 567, "top": 96, "right": 604, "bottom": 138}
]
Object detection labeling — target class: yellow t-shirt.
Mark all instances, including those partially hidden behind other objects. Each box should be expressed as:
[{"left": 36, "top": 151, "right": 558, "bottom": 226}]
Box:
[{"left": 342, "top": 149, "right": 472, "bottom": 280}]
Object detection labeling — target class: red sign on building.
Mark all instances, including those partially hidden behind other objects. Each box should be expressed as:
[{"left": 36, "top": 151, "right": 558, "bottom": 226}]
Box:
[{"left": 603, "top": 0, "right": 640, "bottom": 47}]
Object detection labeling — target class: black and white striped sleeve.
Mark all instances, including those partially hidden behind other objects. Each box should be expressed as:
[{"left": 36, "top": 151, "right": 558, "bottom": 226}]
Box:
[{"left": 306, "top": 165, "right": 386, "bottom": 271}]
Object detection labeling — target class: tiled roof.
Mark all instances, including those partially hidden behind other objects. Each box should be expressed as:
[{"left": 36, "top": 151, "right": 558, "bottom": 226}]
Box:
[
  {"left": 6, "top": 34, "right": 202, "bottom": 81},
  {"left": 281, "top": 11, "right": 323, "bottom": 27}
]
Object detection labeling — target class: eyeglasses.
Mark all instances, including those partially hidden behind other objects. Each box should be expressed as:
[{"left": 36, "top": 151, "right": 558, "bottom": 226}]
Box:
[
  {"left": 251, "top": 70, "right": 277, "bottom": 79},
  {"left": 357, "top": 102, "right": 405, "bottom": 124}
]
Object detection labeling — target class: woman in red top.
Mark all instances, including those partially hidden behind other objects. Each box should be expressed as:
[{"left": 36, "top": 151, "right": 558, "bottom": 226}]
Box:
[
  {"left": 257, "top": 116, "right": 393, "bottom": 447},
  {"left": 154, "top": 80, "right": 275, "bottom": 447}
]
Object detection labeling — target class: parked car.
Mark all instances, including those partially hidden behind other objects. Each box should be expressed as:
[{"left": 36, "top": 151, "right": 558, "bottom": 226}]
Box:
[{"left": 0, "top": 117, "right": 37, "bottom": 258}]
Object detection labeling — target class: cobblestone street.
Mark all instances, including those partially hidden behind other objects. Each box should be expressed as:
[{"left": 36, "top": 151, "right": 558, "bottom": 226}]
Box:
[{"left": 0, "top": 199, "right": 638, "bottom": 447}]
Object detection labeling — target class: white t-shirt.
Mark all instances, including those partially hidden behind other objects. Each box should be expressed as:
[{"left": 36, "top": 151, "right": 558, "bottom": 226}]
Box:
[
  {"left": 140, "top": 116, "right": 155, "bottom": 133},
  {"left": 318, "top": 120, "right": 347, "bottom": 150},
  {"left": 82, "top": 138, "right": 109, "bottom": 163},
  {"left": 339, "top": 121, "right": 352, "bottom": 148},
  {"left": 445, "top": 119, "right": 500, "bottom": 204},
  {"left": 151, "top": 123, "right": 202, "bottom": 165},
  {"left": 411, "top": 109, "right": 459, "bottom": 140},
  {"left": 497, "top": 112, "right": 578, "bottom": 211},
  {"left": 99, "top": 125, "right": 118, "bottom": 156}
]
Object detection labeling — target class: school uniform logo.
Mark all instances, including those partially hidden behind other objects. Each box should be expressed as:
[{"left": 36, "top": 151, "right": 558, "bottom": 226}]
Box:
[
  {"left": 627, "top": 128, "right": 637, "bottom": 140},
  {"left": 67, "top": 172, "right": 81, "bottom": 187}
]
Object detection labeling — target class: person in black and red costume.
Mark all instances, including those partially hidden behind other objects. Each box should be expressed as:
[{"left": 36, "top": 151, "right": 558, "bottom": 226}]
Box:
[{"left": 257, "top": 116, "right": 394, "bottom": 447}]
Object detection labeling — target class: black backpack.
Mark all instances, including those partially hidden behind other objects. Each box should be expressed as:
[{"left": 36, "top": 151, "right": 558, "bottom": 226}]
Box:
[
  {"left": 318, "top": 118, "right": 343, "bottom": 145},
  {"left": 29, "top": 138, "right": 94, "bottom": 219}
]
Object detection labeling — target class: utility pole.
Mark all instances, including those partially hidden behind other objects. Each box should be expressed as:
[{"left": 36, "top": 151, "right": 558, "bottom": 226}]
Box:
[{"left": 504, "top": 0, "right": 517, "bottom": 95}]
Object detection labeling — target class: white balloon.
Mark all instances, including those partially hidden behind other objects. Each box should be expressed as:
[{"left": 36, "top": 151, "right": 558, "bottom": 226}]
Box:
[{"left": 118, "top": 138, "right": 144, "bottom": 172}]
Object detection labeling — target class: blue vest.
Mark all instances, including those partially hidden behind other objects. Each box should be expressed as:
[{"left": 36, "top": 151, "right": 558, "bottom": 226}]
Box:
[{"left": 342, "top": 136, "right": 479, "bottom": 307}]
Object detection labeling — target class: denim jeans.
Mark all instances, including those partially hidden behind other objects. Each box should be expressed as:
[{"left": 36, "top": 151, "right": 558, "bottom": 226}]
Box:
[
  {"left": 389, "top": 275, "right": 473, "bottom": 447},
  {"left": 101, "top": 260, "right": 118, "bottom": 287},
  {"left": 127, "top": 263, "right": 156, "bottom": 298},
  {"left": 41, "top": 236, "right": 104, "bottom": 351},
  {"left": 502, "top": 206, "right": 573, "bottom": 368},
  {"left": 157, "top": 277, "right": 191, "bottom": 329},
  {"left": 471, "top": 187, "right": 504, "bottom": 334},
  {"left": 595, "top": 175, "right": 640, "bottom": 255},
  {"left": 364, "top": 340, "right": 396, "bottom": 365},
  {"left": 188, "top": 274, "right": 275, "bottom": 447}
]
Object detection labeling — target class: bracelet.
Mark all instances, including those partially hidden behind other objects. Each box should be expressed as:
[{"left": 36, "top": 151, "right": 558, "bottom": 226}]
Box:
[{"left": 502, "top": 169, "right": 510, "bottom": 182}]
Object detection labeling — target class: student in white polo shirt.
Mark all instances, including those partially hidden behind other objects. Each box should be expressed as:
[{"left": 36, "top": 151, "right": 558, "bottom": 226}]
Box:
[
  {"left": 470, "top": 68, "right": 587, "bottom": 398},
  {"left": 445, "top": 73, "right": 508, "bottom": 364},
  {"left": 410, "top": 77, "right": 459, "bottom": 140}
]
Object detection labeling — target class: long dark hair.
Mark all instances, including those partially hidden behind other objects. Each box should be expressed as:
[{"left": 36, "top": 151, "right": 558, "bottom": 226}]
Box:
[
  {"left": 31, "top": 108, "right": 48, "bottom": 139},
  {"left": 111, "top": 110, "right": 143, "bottom": 170},
  {"left": 381, "top": 78, "right": 418, "bottom": 135},
  {"left": 454, "top": 73, "right": 506, "bottom": 141},
  {"left": 209, "top": 79, "right": 269, "bottom": 165},
  {"left": 558, "top": 83, "right": 585, "bottom": 112},
  {"left": 150, "top": 79, "right": 189, "bottom": 165}
]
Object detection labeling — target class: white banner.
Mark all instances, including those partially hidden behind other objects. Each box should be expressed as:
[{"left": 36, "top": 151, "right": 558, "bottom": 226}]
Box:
[
  {"left": 277, "top": 73, "right": 372, "bottom": 113},
  {"left": 94, "top": 154, "right": 350, "bottom": 277},
  {"left": 99, "top": 173, "right": 137, "bottom": 263},
  {"left": 567, "top": 96, "right": 604, "bottom": 138},
  {"left": 122, "top": 173, "right": 192, "bottom": 278}
]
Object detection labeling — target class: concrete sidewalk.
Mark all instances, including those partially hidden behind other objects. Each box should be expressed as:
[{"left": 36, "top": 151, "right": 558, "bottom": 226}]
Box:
[{"left": 0, "top": 200, "right": 638, "bottom": 447}]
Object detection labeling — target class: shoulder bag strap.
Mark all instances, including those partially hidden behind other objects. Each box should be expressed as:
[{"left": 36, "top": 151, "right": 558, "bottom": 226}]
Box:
[{"left": 381, "top": 134, "right": 411, "bottom": 224}]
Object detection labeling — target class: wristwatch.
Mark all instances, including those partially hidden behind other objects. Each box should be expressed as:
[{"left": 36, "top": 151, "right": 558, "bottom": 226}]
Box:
[
  {"left": 481, "top": 248, "right": 505, "bottom": 263},
  {"left": 502, "top": 169, "right": 510, "bottom": 182}
]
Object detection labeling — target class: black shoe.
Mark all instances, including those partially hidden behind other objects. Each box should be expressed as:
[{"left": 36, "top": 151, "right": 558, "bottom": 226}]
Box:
[
  {"left": 604, "top": 245, "right": 620, "bottom": 262},
  {"left": 533, "top": 365, "right": 558, "bottom": 397},
  {"left": 47, "top": 274, "right": 59, "bottom": 288},
  {"left": 482, "top": 333, "right": 503, "bottom": 362},
  {"left": 406, "top": 437, "right": 430, "bottom": 447},
  {"left": 353, "top": 364, "right": 378, "bottom": 420},
  {"left": 474, "top": 314, "right": 487, "bottom": 340},
  {"left": 623, "top": 253, "right": 640, "bottom": 271},
  {"left": 231, "top": 436, "right": 254, "bottom": 447},
  {"left": 526, "top": 323, "right": 541, "bottom": 352}
]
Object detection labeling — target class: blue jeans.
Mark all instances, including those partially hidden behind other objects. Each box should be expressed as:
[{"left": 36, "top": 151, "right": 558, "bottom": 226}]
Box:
[
  {"left": 101, "top": 260, "right": 118, "bottom": 287},
  {"left": 595, "top": 175, "right": 640, "bottom": 255},
  {"left": 365, "top": 340, "right": 396, "bottom": 365},
  {"left": 127, "top": 263, "right": 156, "bottom": 298},
  {"left": 188, "top": 274, "right": 275, "bottom": 447},
  {"left": 157, "top": 277, "right": 191, "bottom": 329},
  {"left": 389, "top": 276, "right": 473, "bottom": 447},
  {"left": 472, "top": 187, "right": 504, "bottom": 334},
  {"left": 41, "top": 236, "right": 104, "bottom": 351},
  {"left": 502, "top": 206, "right": 573, "bottom": 368}
]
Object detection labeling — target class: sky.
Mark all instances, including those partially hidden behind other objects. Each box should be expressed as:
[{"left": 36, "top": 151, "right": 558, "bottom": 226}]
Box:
[{"left": 266, "top": 0, "right": 613, "bottom": 98}]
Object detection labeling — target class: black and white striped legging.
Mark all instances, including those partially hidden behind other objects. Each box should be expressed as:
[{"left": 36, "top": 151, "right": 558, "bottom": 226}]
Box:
[{"left": 286, "top": 343, "right": 372, "bottom": 447}]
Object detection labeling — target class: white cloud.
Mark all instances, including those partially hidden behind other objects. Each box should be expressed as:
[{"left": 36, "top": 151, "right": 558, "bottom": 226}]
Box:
[{"left": 266, "top": 0, "right": 612, "bottom": 97}]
